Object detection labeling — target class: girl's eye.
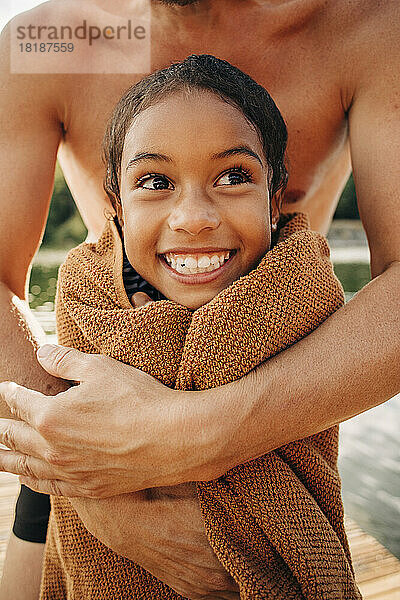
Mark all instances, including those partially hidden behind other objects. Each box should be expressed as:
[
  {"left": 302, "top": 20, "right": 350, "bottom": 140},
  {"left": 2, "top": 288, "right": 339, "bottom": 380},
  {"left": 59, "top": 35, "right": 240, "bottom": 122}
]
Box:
[
  {"left": 215, "top": 166, "right": 253, "bottom": 187},
  {"left": 137, "top": 175, "right": 174, "bottom": 191}
]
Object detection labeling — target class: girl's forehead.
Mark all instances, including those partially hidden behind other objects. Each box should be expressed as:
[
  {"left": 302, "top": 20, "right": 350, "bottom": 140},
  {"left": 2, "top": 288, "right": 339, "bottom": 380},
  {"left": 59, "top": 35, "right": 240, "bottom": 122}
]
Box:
[{"left": 121, "top": 90, "right": 264, "bottom": 162}]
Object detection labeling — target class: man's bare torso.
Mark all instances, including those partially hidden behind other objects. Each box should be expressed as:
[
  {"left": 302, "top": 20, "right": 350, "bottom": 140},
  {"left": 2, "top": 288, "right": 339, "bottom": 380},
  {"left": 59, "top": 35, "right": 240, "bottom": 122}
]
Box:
[{"left": 9, "top": 0, "right": 388, "bottom": 237}]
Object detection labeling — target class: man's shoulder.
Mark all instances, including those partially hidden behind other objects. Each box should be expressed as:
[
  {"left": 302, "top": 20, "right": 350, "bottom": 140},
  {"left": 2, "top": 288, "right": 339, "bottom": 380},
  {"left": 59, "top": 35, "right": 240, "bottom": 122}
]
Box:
[
  {"left": 5, "top": 0, "right": 96, "bottom": 28},
  {"left": 307, "top": 0, "right": 394, "bottom": 52},
  {"left": 2, "top": 0, "right": 106, "bottom": 50},
  {"left": 0, "top": 1, "right": 103, "bottom": 109},
  {"left": 5, "top": 0, "right": 148, "bottom": 32},
  {"left": 324, "top": 0, "right": 400, "bottom": 46},
  {"left": 315, "top": 0, "right": 400, "bottom": 109},
  {"left": 321, "top": 0, "right": 398, "bottom": 26}
]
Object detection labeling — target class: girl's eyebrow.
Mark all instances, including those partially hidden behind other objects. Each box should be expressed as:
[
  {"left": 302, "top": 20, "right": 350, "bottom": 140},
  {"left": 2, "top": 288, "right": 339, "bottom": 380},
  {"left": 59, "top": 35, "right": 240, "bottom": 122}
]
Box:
[
  {"left": 211, "top": 146, "right": 263, "bottom": 167},
  {"left": 126, "top": 152, "right": 172, "bottom": 171},
  {"left": 125, "top": 146, "right": 263, "bottom": 172}
]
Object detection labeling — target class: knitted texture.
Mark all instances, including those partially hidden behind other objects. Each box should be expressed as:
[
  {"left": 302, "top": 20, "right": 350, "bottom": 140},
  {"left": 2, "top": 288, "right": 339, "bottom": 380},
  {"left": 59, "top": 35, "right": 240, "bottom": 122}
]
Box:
[{"left": 40, "top": 212, "right": 361, "bottom": 599}]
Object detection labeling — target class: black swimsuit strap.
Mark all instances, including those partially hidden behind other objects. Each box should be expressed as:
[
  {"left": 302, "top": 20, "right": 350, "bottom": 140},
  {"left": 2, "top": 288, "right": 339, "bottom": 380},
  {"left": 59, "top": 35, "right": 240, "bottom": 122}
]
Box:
[{"left": 122, "top": 247, "right": 167, "bottom": 302}]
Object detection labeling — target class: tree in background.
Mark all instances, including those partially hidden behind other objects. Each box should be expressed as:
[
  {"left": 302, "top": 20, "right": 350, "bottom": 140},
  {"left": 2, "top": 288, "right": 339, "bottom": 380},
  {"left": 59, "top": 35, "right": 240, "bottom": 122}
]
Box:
[
  {"left": 42, "top": 163, "right": 87, "bottom": 248},
  {"left": 333, "top": 175, "right": 359, "bottom": 220}
]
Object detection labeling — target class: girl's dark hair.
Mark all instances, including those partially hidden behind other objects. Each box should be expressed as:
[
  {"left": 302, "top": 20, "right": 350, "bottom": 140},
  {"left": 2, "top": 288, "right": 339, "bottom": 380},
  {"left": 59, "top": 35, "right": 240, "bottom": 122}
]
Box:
[{"left": 103, "top": 54, "right": 288, "bottom": 210}]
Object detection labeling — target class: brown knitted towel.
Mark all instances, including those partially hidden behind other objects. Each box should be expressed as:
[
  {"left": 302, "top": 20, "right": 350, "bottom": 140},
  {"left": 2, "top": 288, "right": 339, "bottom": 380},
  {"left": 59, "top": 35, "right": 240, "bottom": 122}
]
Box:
[{"left": 40, "top": 212, "right": 362, "bottom": 600}]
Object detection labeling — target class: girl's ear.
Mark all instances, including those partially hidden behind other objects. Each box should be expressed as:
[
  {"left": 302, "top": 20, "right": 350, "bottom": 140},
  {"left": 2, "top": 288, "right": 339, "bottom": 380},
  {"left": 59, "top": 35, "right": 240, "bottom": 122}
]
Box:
[
  {"left": 115, "top": 202, "right": 124, "bottom": 230},
  {"left": 270, "top": 194, "right": 281, "bottom": 231}
]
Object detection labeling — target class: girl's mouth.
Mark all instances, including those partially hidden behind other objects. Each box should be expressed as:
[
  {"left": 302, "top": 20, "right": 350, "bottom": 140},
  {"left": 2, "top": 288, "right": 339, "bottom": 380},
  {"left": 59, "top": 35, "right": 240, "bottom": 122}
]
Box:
[{"left": 159, "top": 249, "right": 237, "bottom": 284}]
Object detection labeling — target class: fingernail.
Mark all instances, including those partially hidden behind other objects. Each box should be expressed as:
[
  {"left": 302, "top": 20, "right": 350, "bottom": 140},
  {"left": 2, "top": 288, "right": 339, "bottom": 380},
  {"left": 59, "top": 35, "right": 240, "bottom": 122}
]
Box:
[
  {"left": 131, "top": 292, "right": 148, "bottom": 308},
  {"left": 37, "top": 344, "right": 58, "bottom": 359}
]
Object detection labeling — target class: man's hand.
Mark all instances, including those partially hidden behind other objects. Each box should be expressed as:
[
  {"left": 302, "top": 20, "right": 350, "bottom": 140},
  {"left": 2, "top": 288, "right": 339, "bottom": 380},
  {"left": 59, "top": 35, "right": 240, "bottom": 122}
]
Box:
[
  {"left": 0, "top": 341, "right": 204, "bottom": 497},
  {"left": 0, "top": 292, "right": 230, "bottom": 496},
  {"left": 71, "top": 491, "right": 239, "bottom": 600}
]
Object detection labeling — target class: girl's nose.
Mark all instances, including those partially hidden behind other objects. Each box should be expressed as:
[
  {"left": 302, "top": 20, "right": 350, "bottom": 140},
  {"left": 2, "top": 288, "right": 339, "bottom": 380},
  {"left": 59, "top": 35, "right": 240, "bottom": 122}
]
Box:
[{"left": 167, "top": 190, "right": 221, "bottom": 236}]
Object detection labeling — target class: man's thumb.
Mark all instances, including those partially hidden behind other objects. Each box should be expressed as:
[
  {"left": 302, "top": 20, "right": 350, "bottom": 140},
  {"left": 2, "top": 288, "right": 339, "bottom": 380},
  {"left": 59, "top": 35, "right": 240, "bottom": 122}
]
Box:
[
  {"left": 131, "top": 291, "right": 153, "bottom": 308},
  {"left": 37, "top": 344, "right": 88, "bottom": 382}
]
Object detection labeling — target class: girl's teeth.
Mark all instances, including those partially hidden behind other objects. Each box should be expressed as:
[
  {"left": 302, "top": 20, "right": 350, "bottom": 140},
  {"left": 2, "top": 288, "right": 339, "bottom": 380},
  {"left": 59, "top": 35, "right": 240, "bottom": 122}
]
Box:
[
  {"left": 163, "top": 251, "right": 233, "bottom": 274},
  {"left": 198, "top": 256, "right": 211, "bottom": 268},
  {"left": 185, "top": 257, "right": 197, "bottom": 269}
]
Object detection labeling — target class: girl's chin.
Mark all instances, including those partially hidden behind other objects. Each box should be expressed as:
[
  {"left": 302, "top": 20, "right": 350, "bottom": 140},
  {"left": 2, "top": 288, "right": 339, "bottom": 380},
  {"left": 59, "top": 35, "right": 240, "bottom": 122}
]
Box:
[
  {"left": 166, "top": 293, "right": 217, "bottom": 310},
  {"left": 160, "top": 280, "right": 233, "bottom": 310}
]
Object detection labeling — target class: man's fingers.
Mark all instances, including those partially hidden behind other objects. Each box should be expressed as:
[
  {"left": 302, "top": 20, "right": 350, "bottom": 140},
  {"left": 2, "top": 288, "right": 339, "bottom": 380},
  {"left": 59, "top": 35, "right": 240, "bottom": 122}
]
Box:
[
  {"left": 0, "top": 418, "right": 47, "bottom": 458},
  {"left": 20, "top": 475, "right": 82, "bottom": 498},
  {"left": 37, "top": 344, "right": 99, "bottom": 382},
  {"left": 0, "top": 382, "right": 45, "bottom": 427},
  {"left": 0, "top": 449, "right": 57, "bottom": 480}
]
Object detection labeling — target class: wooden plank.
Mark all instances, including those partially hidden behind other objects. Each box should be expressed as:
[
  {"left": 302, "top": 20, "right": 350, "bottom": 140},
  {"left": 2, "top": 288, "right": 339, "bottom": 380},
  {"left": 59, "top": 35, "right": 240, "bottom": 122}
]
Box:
[
  {"left": 358, "top": 573, "right": 400, "bottom": 599},
  {"left": 345, "top": 516, "right": 400, "bottom": 599},
  {"left": 0, "top": 473, "right": 18, "bottom": 577}
]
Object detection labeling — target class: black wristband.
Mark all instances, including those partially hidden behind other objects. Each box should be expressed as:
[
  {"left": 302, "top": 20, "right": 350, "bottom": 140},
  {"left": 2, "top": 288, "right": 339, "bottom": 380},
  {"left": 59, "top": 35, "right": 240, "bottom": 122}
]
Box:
[{"left": 12, "top": 485, "right": 50, "bottom": 544}]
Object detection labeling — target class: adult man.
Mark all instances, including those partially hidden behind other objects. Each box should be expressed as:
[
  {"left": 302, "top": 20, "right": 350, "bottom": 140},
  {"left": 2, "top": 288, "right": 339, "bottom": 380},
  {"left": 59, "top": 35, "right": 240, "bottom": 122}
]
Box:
[{"left": 0, "top": 0, "right": 399, "bottom": 598}]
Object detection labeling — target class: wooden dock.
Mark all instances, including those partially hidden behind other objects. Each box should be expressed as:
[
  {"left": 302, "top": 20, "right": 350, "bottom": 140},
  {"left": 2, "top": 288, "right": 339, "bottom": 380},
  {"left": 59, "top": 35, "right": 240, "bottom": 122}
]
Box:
[{"left": 0, "top": 472, "right": 399, "bottom": 598}]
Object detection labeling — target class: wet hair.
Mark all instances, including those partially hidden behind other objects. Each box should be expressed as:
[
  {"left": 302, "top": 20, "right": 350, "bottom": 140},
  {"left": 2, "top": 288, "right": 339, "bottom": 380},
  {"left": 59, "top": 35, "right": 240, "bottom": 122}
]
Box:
[{"left": 103, "top": 54, "right": 288, "bottom": 211}]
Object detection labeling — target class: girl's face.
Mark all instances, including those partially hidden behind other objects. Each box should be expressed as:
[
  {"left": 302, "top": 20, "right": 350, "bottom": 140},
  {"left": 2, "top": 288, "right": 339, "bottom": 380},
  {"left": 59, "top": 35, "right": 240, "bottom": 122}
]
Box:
[{"left": 119, "top": 89, "right": 276, "bottom": 310}]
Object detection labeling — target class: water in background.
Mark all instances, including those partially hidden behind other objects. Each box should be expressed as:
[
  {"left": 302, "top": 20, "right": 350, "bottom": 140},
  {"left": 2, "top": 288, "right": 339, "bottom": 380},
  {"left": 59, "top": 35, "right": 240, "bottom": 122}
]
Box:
[
  {"left": 339, "top": 395, "right": 399, "bottom": 558},
  {"left": 29, "top": 259, "right": 400, "bottom": 558}
]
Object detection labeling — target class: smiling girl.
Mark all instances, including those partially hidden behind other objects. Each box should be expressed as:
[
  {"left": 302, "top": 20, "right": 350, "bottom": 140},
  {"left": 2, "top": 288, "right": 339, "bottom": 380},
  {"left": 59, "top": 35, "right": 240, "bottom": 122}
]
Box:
[
  {"left": 40, "top": 55, "right": 360, "bottom": 599},
  {"left": 104, "top": 56, "right": 286, "bottom": 309}
]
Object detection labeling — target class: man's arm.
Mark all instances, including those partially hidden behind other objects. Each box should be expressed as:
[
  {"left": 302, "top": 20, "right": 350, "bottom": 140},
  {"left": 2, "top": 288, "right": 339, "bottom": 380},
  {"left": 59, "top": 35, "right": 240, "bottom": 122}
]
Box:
[
  {"left": 0, "top": 21, "right": 66, "bottom": 397},
  {"left": 217, "top": 17, "right": 400, "bottom": 475},
  {"left": 0, "top": 20, "right": 68, "bottom": 600}
]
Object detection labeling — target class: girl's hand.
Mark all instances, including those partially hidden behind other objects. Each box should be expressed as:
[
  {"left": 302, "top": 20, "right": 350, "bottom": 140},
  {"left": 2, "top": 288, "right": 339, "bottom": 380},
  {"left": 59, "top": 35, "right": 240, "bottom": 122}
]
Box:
[{"left": 131, "top": 291, "right": 153, "bottom": 307}]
